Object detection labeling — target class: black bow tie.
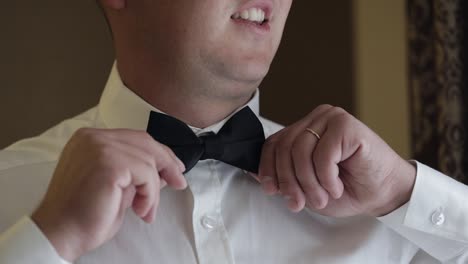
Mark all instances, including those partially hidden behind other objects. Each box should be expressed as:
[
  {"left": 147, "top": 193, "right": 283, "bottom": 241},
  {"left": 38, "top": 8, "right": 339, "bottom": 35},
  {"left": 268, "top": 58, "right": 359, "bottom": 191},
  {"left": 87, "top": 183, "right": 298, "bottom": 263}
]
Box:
[{"left": 146, "top": 107, "right": 265, "bottom": 173}]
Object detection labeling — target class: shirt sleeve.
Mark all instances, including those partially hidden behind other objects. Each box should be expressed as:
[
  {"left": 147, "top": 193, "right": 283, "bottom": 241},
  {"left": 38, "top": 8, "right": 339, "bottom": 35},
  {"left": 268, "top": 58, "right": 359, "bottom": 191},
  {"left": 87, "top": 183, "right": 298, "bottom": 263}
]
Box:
[
  {"left": 378, "top": 161, "right": 468, "bottom": 262},
  {"left": 0, "top": 216, "right": 71, "bottom": 264}
]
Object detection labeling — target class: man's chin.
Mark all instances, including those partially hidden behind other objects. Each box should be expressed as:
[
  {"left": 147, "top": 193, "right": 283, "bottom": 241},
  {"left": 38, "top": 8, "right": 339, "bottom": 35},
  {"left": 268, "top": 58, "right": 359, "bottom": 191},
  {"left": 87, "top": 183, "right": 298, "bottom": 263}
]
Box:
[{"left": 230, "top": 63, "right": 270, "bottom": 84}]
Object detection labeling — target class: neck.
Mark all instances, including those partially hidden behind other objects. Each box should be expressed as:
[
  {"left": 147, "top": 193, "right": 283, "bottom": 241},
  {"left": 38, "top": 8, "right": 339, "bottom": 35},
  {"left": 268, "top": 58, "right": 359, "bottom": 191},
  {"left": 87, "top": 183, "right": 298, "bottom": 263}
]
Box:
[{"left": 115, "top": 59, "right": 257, "bottom": 129}]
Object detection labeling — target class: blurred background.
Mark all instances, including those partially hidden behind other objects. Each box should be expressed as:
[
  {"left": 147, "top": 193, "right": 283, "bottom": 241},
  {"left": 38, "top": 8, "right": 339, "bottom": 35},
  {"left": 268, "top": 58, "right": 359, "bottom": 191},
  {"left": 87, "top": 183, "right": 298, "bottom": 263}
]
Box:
[{"left": 1, "top": 1, "right": 466, "bottom": 182}]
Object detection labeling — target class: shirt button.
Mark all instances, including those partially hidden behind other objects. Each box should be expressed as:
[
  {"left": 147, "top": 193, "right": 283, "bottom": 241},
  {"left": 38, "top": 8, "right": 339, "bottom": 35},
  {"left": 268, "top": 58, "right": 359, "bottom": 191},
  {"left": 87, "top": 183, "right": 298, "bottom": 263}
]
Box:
[
  {"left": 201, "top": 215, "right": 218, "bottom": 230},
  {"left": 431, "top": 210, "right": 445, "bottom": 226}
]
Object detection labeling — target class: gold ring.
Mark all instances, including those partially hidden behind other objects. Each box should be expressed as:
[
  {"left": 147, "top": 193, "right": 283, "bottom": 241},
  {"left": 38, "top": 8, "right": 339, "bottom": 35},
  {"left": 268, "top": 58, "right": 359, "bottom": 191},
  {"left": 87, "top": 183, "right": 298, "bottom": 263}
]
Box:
[{"left": 306, "top": 128, "right": 321, "bottom": 140}]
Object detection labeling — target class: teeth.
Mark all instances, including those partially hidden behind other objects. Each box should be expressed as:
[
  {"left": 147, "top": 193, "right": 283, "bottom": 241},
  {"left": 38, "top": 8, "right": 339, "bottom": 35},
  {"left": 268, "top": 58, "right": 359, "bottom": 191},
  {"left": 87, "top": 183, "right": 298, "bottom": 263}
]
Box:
[
  {"left": 232, "top": 8, "right": 266, "bottom": 23},
  {"left": 241, "top": 10, "right": 250, "bottom": 20}
]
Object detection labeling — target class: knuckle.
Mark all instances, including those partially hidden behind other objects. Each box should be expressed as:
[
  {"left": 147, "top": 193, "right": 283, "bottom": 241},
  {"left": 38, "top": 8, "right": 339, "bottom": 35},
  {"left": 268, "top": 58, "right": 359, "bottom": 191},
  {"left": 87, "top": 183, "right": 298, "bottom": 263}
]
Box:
[
  {"left": 330, "top": 106, "right": 347, "bottom": 115},
  {"left": 156, "top": 158, "right": 177, "bottom": 173},
  {"left": 73, "top": 128, "right": 107, "bottom": 148},
  {"left": 72, "top": 128, "right": 93, "bottom": 142},
  {"left": 103, "top": 166, "right": 126, "bottom": 185},
  {"left": 165, "top": 162, "right": 180, "bottom": 173},
  {"left": 160, "top": 144, "right": 174, "bottom": 155},
  {"left": 266, "top": 128, "right": 287, "bottom": 143},
  {"left": 154, "top": 141, "right": 170, "bottom": 153},
  {"left": 265, "top": 133, "right": 281, "bottom": 145},
  {"left": 140, "top": 156, "right": 157, "bottom": 170},
  {"left": 152, "top": 144, "right": 171, "bottom": 161},
  {"left": 335, "top": 113, "right": 354, "bottom": 128},
  {"left": 316, "top": 104, "right": 334, "bottom": 112}
]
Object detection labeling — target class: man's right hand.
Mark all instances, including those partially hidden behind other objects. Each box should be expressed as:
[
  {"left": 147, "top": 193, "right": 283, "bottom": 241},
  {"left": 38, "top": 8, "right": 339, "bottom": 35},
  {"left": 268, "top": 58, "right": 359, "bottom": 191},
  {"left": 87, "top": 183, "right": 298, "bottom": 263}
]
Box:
[{"left": 31, "top": 128, "right": 187, "bottom": 262}]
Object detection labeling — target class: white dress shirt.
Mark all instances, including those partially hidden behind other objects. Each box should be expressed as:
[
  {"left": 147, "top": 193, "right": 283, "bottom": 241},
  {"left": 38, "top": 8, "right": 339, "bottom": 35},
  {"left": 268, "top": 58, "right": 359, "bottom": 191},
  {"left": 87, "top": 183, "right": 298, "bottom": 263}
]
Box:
[{"left": 1, "top": 64, "right": 468, "bottom": 264}]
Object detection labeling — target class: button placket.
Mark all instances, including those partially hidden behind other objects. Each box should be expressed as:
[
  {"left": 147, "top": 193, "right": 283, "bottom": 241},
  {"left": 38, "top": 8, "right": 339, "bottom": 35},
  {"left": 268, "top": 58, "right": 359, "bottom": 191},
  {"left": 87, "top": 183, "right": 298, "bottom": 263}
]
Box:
[
  {"left": 187, "top": 161, "right": 235, "bottom": 264},
  {"left": 201, "top": 214, "right": 218, "bottom": 231}
]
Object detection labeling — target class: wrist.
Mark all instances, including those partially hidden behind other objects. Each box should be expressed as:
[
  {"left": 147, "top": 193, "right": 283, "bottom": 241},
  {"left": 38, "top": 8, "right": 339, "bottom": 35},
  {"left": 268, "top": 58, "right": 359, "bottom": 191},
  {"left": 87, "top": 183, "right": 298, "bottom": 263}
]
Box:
[
  {"left": 31, "top": 208, "right": 83, "bottom": 262},
  {"left": 371, "top": 160, "right": 417, "bottom": 217}
]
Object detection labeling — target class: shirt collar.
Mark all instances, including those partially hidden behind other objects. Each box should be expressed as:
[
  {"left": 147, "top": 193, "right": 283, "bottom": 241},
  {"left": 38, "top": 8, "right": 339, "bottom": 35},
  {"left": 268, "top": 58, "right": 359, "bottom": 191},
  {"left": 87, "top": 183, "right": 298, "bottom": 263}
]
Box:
[{"left": 98, "top": 63, "right": 260, "bottom": 135}]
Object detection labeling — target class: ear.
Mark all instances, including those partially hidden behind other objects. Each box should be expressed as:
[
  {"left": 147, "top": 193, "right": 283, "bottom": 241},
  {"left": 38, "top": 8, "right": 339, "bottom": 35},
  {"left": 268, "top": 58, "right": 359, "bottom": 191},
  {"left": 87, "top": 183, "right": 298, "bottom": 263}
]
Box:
[{"left": 100, "top": 0, "right": 126, "bottom": 10}]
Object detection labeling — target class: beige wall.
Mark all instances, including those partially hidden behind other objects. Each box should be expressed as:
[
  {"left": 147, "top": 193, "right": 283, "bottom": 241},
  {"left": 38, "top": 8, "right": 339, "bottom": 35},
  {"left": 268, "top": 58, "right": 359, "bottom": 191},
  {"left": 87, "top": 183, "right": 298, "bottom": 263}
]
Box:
[{"left": 353, "top": 0, "right": 410, "bottom": 158}]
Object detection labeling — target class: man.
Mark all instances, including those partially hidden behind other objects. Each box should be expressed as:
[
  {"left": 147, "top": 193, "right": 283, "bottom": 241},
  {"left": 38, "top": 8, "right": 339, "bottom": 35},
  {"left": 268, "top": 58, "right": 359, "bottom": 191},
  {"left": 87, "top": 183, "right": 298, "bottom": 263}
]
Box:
[{"left": 0, "top": 0, "right": 467, "bottom": 263}]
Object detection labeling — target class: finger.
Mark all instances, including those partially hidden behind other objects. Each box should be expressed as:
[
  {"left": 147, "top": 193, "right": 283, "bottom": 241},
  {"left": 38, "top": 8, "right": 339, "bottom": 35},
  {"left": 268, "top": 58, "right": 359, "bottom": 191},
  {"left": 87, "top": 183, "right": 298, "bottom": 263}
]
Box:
[
  {"left": 142, "top": 203, "right": 158, "bottom": 223},
  {"left": 313, "top": 133, "right": 344, "bottom": 199},
  {"left": 111, "top": 134, "right": 186, "bottom": 190},
  {"left": 129, "top": 161, "right": 159, "bottom": 218},
  {"left": 137, "top": 186, "right": 160, "bottom": 223},
  {"left": 311, "top": 111, "right": 347, "bottom": 199},
  {"left": 144, "top": 141, "right": 186, "bottom": 190},
  {"left": 143, "top": 165, "right": 166, "bottom": 222},
  {"left": 159, "top": 164, "right": 187, "bottom": 191},
  {"left": 108, "top": 151, "right": 158, "bottom": 219},
  {"left": 133, "top": 182, "right": 160, "bottom": 223},
  {"left": 258, "top": 106, "right": 333, "bottom": 199},
  {"left": 273, "top": 104, "right": 334, "bottom": 146},
  {"left": 119, "top": 186, "right": 137, "bottom": 220},
  {"left": 275, "top": 137, "right": 306, "bottom": 212},
  {"left": 103, "top": 129, "right": 186, "bottom": 174},
  {"left": 259, "top": 135, "right": 280, "bottom": 195},
  {"left": 160, "top": 144, "right": 186, "bottom": 172},
  {"left": 291, "top": 132, "right": 329, "bottom": 209}
]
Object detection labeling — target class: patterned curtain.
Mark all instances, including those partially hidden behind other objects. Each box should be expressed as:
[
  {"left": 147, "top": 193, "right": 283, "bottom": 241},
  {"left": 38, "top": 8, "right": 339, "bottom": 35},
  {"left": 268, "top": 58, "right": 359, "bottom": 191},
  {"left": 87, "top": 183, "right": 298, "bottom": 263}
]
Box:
[{"left": 408, "top": 0, "right": 468, "bottom": 183}]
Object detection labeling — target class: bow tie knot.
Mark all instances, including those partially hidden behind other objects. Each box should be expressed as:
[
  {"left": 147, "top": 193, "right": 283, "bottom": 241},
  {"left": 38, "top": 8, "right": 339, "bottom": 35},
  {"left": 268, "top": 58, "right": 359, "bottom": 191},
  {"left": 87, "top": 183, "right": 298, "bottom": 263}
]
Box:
[
  {"left": 199, "top": 133, "right": 225, "bottom": 160},
  {"left": 147, "top": 107, "right": 265, "bottom": 173}
]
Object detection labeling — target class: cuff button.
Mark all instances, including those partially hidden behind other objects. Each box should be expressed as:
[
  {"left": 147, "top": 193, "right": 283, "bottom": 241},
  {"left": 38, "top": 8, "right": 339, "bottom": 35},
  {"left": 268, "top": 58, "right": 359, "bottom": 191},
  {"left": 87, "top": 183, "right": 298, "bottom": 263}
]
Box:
[{"left": 431, "top": 209, "right": 445, "bottom": 226}]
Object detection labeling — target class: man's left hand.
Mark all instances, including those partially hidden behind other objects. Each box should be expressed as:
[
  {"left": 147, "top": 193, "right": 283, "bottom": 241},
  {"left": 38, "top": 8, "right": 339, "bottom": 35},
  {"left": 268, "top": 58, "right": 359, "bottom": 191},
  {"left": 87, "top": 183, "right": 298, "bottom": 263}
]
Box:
[{"left": 256, "top": 105, "right": 416, "bottom": 217}]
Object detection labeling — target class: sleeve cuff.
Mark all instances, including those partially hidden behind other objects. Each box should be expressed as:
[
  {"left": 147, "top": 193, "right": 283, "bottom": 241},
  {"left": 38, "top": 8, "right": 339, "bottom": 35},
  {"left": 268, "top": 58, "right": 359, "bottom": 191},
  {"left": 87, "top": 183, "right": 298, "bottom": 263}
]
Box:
[
  {"left": 378, "top": 161, "right": 468, "bottom": 261},
  {"left": 0, "top": 216, "right": 71, "bottom": 264}
]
